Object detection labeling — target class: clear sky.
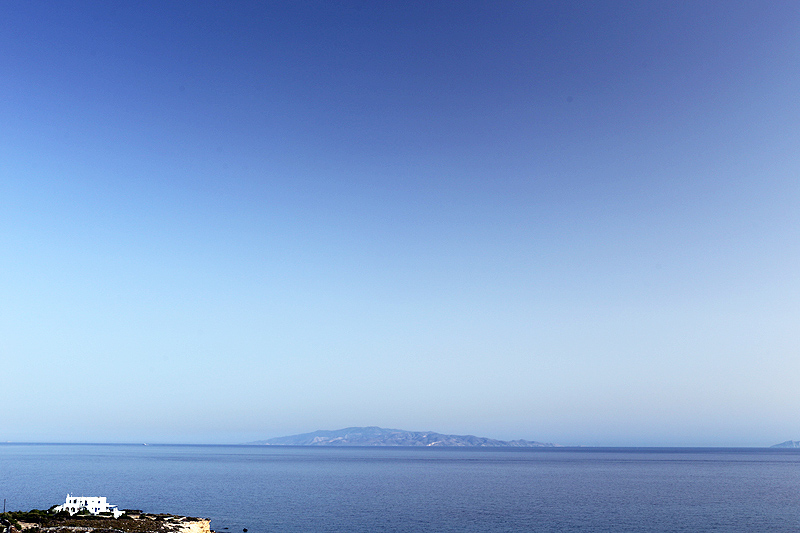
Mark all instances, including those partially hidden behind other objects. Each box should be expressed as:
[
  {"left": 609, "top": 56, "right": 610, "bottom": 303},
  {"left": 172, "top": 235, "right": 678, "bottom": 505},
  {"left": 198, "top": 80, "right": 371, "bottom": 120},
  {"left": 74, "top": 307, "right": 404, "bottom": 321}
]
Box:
[{"left": 1, "top": 1, "right": 798, "bottom": 446}]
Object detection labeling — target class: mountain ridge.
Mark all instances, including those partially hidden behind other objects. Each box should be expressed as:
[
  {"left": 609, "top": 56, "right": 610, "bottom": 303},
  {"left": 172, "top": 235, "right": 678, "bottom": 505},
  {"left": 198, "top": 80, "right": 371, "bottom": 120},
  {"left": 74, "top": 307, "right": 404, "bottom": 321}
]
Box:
[
  {"left": 247, "top": 426, "right": 556, "bottom": 447},
  {"left": 771, "top": 440, "right": 800, "bottom": 448}
]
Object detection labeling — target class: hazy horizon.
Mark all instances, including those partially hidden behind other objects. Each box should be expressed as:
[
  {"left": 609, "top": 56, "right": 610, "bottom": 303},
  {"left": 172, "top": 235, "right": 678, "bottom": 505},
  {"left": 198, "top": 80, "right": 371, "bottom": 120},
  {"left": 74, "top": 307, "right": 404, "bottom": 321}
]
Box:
[
  {"left": 1, "top": 425, "right": 797, "bottom": 449},
  {"left": 2, "top": 1, "right": 798, "bottom": 448},
  {"left": 0, "top": 433, "right": 795, "bottom": 448}
]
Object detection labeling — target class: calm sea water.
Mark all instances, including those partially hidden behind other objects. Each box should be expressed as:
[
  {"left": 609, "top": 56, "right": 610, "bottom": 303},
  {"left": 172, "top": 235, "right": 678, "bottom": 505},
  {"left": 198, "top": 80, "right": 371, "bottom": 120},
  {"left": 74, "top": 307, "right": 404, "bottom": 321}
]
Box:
[{"left": 2, "top": 444, "right": 800, "bottom": 532}]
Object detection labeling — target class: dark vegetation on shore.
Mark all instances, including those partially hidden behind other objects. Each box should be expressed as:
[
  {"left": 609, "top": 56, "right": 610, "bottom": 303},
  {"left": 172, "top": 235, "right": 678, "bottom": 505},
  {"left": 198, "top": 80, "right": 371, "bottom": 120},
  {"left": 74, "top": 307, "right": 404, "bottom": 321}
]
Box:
[{"left": 0, "top": 510, "right": 202, "bottom": 533}]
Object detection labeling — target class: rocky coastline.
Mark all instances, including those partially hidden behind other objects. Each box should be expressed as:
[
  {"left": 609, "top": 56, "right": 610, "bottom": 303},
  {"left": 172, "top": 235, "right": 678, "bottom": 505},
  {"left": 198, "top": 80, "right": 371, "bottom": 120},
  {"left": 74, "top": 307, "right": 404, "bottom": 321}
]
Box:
[{"left": 0, "top": 511, "right": 210, "bottom": 533}]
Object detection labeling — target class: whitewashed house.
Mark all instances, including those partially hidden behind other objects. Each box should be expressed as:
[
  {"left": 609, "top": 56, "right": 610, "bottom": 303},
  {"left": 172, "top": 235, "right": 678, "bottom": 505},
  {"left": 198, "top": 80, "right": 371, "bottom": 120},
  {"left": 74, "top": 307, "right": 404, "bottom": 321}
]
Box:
[{"left": 53, "top": 494, "right": 124, "bottom": 518}]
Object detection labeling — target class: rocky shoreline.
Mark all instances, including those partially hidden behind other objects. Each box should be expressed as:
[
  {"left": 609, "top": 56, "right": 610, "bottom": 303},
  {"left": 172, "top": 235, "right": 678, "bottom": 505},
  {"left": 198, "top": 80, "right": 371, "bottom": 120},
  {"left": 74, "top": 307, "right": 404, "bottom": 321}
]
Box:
[{"left": 0, "top": 511, "right": 211, "bottom": 533}]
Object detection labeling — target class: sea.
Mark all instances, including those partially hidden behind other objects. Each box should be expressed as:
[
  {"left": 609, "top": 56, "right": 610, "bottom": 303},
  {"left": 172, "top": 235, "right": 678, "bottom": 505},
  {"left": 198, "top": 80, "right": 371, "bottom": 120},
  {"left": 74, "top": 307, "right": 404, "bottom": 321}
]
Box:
[{"left": 2, "top": 444, "right": 800, "bottom": 532}]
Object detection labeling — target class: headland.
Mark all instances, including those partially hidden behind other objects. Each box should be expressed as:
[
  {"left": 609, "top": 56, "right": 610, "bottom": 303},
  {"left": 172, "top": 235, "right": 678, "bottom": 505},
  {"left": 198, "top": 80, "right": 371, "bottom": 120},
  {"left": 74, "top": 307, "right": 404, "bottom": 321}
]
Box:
[{"left": 0, "top": 510, "right": 210, "bottom": 533}]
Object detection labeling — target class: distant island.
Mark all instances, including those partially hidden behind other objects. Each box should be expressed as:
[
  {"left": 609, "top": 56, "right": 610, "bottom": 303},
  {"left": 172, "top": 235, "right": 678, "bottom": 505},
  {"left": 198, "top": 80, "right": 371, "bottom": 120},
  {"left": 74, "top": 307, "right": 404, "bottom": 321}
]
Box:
[
  {"left": 771, "top": 440, "right": 800, "bottom": 448},
  {"left": 248, "top": 426, "right": 555, "bottom": 447}
]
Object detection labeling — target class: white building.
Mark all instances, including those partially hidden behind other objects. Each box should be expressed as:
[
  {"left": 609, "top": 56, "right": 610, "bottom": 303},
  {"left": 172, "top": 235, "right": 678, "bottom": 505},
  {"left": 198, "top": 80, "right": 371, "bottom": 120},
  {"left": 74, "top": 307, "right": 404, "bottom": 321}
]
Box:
[{"left": 53, "top": 494, "right": 124, "bottom": 518}]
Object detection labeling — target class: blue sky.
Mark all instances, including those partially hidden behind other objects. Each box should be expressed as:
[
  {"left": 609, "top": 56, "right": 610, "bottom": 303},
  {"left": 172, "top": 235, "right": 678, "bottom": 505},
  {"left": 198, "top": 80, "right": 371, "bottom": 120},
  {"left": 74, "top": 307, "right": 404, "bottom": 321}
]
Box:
[{"left": 1, "top": 1, "right": 798, "bottom": 446}]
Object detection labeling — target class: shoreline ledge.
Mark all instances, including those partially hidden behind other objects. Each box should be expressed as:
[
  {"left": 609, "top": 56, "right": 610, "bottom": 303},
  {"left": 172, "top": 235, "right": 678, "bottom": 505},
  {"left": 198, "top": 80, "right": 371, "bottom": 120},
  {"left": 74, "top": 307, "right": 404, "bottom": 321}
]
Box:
[{"left": 0, "top": 511, "right": 212, "bottom": 533}]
